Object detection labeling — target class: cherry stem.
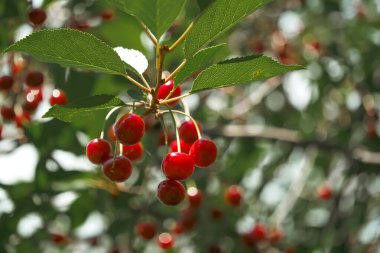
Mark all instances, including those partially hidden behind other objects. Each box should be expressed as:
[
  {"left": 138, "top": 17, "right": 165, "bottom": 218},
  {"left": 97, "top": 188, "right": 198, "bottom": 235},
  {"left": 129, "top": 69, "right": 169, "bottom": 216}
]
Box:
[
  {"left": 159, "top": 93, "right": 191, "bottom": 105},
  {"left": 168, "top": 22, "right": 194, "bottom": 52},
  {"left": 123, "top": 74, "right": 151, "bottom": 93},
  {"left": 163, "top": 105, "right": 181, "bottom": 153},
  {"left": 100, "top": 106, "right": 122, "bottom": 139},
  {"left": 159, "top": 116, "right": 169, "bottom": 153},
  {"left": 140, "top": 74, "right": 151, "bottom": 89},
  {"left": 180, "top": 100, "right": 190, "bottom": 119},
  {"left": 161, "top": 109, "right": 202, "bottom": 140},
  {"left": 140, "top": 22, "right": 158, "bottom": 46},
  {"left": 164, "top": 59, "right": 187, "bottom": 84},
  {"left": 119, "top": 143, "right": 123, "bottom": 156}
]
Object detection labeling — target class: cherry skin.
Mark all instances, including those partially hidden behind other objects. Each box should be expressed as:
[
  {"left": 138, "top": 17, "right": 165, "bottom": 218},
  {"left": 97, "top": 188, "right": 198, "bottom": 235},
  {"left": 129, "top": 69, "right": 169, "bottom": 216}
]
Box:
[
  {"left": 225, "top": 185, "right": 243, "bottom": 206},
  {"left": 170, "top": 140, "right": 191, "bottom": 154},
  {"left": 25, "top": 71, "right": 44, "bottom": 87},
  {"left": 136, "top": 222, "right": 156, "bottom": 240},
  {"left": 28, "top": 8, "right": 47, "bottom": 26},
  {"left": 103, "top": 156, "right": 132, "bottom": 182},
  {"left": 86, "top": 138, "right": 112, "bottom": 164},
  {"left": 23, "top": 87, "right": 43, "bottom": 112},
  {"left": 157, "top": 232, "right": 174, "bottom": 249},
  {"left": 157, "top": 179, "right": 185, "bottom": 206},
  {"left": 0, "top": 75, "right": 14, "bottom": 90},
  {"left": 317, "top": 184, "right": 332, "bottom": 200},
  {"left": 251, "top": 224, "right": 267, "bottom": 241},
  {"left": 122, "top": 143, "right": 144, "bottom": 161},
  {"left": 50, "top": 89, "right": 68, "bottom": 106},
  {"left": 189, "top": 138, "right": 217, "bottom": 167},
  {"left": 157, "top": 79, "right": 181, "bottom": 106},
  {"left": 162, "top": 152, "right": 195, "bottom": 180},
  {"left": 1, "top": 107, "right": 16, "bottom": 120},
  {"left": 101, "top": 9, "right": 115, "bottom": 20},
  {"left": 114, "top": 113, "right": 145, "bottom": 145},
  {"left": 187, "top": 187, "right": 202, "bottom": 207},
  {"left": 179, "top": 120, "right": 201, "bottom": 144}
]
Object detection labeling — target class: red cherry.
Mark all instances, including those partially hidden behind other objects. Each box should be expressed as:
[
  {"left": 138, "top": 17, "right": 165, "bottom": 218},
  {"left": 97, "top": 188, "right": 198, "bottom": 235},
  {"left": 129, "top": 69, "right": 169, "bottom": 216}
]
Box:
[
  {"left": 114, "top": 113, "right": 145, "bottom": 145},
  {"left": 51, "top": 233, "right": 67, "bottom": 244},
  {"left": 172, "top": 222, "right": 185, "bottom": 234},
  {"left": 101, "top": 9, "right": 114, "bottom": 20},
  {"left": 170, "top": 140, "right": 191, "bottom": 154},
  {"left": 157, "top": 179, "right": 185, "bottom": 206},
  {"left": 157, "top": 233, "right": 174, "bottom": 249},
  {"left": 14, "top": 111, "right": 31, "bottom": 128},
  {"left": 187, "top": 187, "right": 202, "bottom": 207},
  {"left": 28, "top": 8, "right": 47, "bottom": 26},
  {"left": 136, "top": 222, "right": 156, "bottom": 240},
  {"left": 1, "top": 107, "right": 16, "bottom": 120},
  {"left": 210, "top": 208, "right": 223, "bottom": 220},
  {"left": 0, "top": 75, "right": 14, "bottom": 90},
  {"left": 269, "top": 228, "right": 283, "bottom": 243},
  {"left": 189, "top": 138, "right": 217, "bottom": 167},
  {"left": 103, "top": 156, "right": 132, "bottom": 182},
  {"left": 122, "top": 143, "right": 144, "bottom": 161},
  {"left": 157, "top": 79, "right": 181, "bottom": 106},
  {"left": 49, "top": 89, "right": 68, "bottom": 106},
  {"left": 23, "top": 87, "right": 43, "bottom": 111},
  {"left": 251, "top": 224, "right": 267, "bottom": 241},
  {"left": 179, "top": 120, "right": 201, "bottom": 144},
  {"left": 225, "top": 185, "right": 243, "bottom": 206},
  {"left": 162, "top": 152, "right": 195, "bottom": 180},
  {"left": 241, "top": 233, "right": 255, "bottom": 248},
  {"left": 178, "top": 207, "right": 197, "bottom": 230},
  {"left": 12, "top": 62, "right": 23, "bottom": 75},
  {"left": 317, "top": 185, "right": 332, "bottom": 200},
  {"left": 25, "top": 71, "right": 44, "bottom": 87},
  {"left": 86, "top": 138, "right": 112, "bottom": 164}
]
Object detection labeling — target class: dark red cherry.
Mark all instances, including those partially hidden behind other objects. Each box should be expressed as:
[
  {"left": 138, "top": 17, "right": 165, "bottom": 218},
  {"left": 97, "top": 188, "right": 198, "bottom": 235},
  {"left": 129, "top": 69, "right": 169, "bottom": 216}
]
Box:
[
  {"left": 122, "top": 143, "right": 144, "bottom": 161},
  {"left": 114, "top": 113, "right": 145, "bottom": 145},
  {"left": 162, "top": 152, "right": 195, "bottom": 180},
  {"left": 23, "top": 87, "right": 43, "bottom": 112},
  {"left": 210, "top": 208, "right": 223, "bottom": 220},
  {"left": 28, "top": 8, "right": 47, "bottom": 26},
  {"left": 170, "top": 140, "right": 191, "bottom": 154},
  {"left": 157, "top": 179, "right": 185, "bottom": 206},
  {"left": 225, "top": 185, "right": 243, "bottom": 206},
  {"left": 0, "top": 75, "right": 14, "bottom": 90},
  {"left": 157, "top": 232, "right": 174, "bottom": 249},
  {"left": 251, "top": 224, "right": 267, "bottom": 241},
  {"left": 49, "top": 89, "right": 67, "bottom": 106},
  {"left": 189, "top": 138, "right": 217, "bottom": 167},
  {"left": 1, "top": 107, "right": 16, "bottom": 120},
  {"left": 51, "top": 233, "right": 67, "bottom": 244},
  {"left": 86, "top": 138, "right": 112, "bottom": 164},
  {"left": 179, "top": 120, "right": 201, "bottom": 144},
  {"left": 101, "top": 9, "right": 115, "bottom": 20},
  {"left": 136, "top": 222, "right": 156, "bottom": 240},
  {"left": 157, "top": 79, "right": 181, "bottom": 106},
  {"left": 25, "top": 71, "right": 44, "bottom": 87},
  {"left": 103, "top": 156, "right": 132, "bottom": 182},
  {"left": 187, "top": 187, "right": 202, "bottom": 207}
]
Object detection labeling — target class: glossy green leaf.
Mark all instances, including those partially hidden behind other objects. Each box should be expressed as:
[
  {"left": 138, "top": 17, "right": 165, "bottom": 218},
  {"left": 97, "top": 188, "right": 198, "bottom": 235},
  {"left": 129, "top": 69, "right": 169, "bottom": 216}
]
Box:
[
  {"left": 174, "top": 43, "right": 228, "bottom": 85},
  {"left": 43, "top": 95, "right": 125, "bottom": 122},
  {"left": 4, "top": 28, "right": 126, "bottom": 75},
  {"left": 191, "top": 55, "right": 303, "bottom": 92},
  {"left": 184, "top": 0, "right": 272, "bottom": 58}
]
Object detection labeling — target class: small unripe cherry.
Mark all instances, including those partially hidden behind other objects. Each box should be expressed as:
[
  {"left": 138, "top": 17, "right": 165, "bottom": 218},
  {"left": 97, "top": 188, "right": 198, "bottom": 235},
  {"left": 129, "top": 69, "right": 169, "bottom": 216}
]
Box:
[
  {"left": 25, "top": 71, "right": 44, "bottom": 87},
  {"left": 170, "top": 140, "right": 191, "bottom": 154},
  {"left": 162, "top": 152, "right": 195, "bottom": 180},
  {"left": 114, "top": 113, "right": 145, "bottom": 145},
  {"left": 157, "top": 179, "right": 185, "bottom": 206},
  {"left": 157, "top": 79, "right": 181, "bottom": 106},
  {"left": 103, "top": 156, "right": 132, "bottom": 182},
  {"left": 1, "top": 107, "right": 16, "bottom": 120},
  {"left": 251, "top": 224, "right": 267, "bottom": 241},
  {"left": 0, "top": 75, "right": 14, "bottom": 90},
  {"left": 50, "top": 89, "right": 68, "bottom": 106},
  {"left": 189, "top": 138, "right": 217, "bottom": 167},
  {"left": 224, "top": 185, "right": 243, "bottom": 206},
  {"left": 136, "top": 222, "right": 156, "bottom": 240},
  {"left": 179, "top": 120, "right": 201, "bottom": 144},
  {"left": 317, "top": 184, "right": 332, "bottom": 200},
  {"left": 122, "top": 143, "right": 144, "bottom": 161},
  {"left": 28, "top": 8, "right": 47, "bottom": 26},
  {"left": 86, "top": 138, "right": 112, "bottom": 164},
  {"left": 157, "top": 232, "right": 174, "bottom": 249},
  {"left": 187, "top": 187, "right": 202, "bottom": 207}
]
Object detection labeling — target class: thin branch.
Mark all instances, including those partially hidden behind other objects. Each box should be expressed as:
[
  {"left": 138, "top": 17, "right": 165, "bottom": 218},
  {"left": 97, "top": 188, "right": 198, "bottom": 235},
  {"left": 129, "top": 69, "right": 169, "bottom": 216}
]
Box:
[
  {"left": 140, "top": 74, "right": 151, "bottom": 89},
  {"left": 168, "top": 22, "right": 194, "bottom": 52},
  {"left": 159, "top": 92, "right": 192, "bottom": 105},
  {"left": 140, "top": 22, "right": 157, "bottom": 46},
  {"left": 123, "top": 74, "right": 151, "bottom": 93},
  {"left": 164, "top": 59, "right": 187, "bottom": 83}
]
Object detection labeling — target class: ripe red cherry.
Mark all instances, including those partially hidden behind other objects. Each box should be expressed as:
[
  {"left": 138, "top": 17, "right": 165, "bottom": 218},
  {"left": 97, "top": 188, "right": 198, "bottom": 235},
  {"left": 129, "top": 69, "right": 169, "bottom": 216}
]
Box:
[
  {"left": 101, "top": 9, "right": 115, "bottom": 20},
  {"left": 86, "top": 138, "right": 112, "bottom": 164},
  {"left": 122, "top": 143, "right": 144, "bottom": 161},
  {"left": 50, "top": 89, "right": 68, "bottom": 106},
  {"left": 0, "top": 75, "right": 14, "bottom": 90},
  {"left": 23, "top": 88, "right": 43, "bottom": 112},
  {"left": 25, "top": 71, "right": 44, "bottom": 87},
  {"left": 179, "top": 120, "right": 201, "bottom": 144},
  {"left": 136, "top": 222, "right": 156, "bottom": 240},
  {"left": 187, "top": 187, "right": 202, "bottom": 207},
  {"left": 157, "top": 79, "right": 181, "bottom": 106},
  {"left": 170, "top": 140, "right": 191, "bottom": 154},
  {"left": 317, "top": 184, "right": 332, "bottom": 200},
  {"left": 189, "top": 138, "right": 217, "bottom": 167},
  {"left": 103, "top": 156, "right": 132, "bottom": 182},
  {"left": 157, "top": 232, "right": 174, "bottom": 249},
  {"left": 114, "top": 113, "right": 145, "bottom": 145},
  {"left": 251, "top": 224, "right": 267, "bottom": 241},
  {"left": 28, "top": 8, "right": 47, "bottom": 26},
  {"left": 225, "top": 185, "right": 243, "bottom": 206},
  {"left": 162, "top": 152, "right": 195, "bottom": 180},
  {"left": 1, "top": 107, "right": 16, "bottom": 120},
  {"left": 157, "top": 179, "right": 185, "bottom": 206}
]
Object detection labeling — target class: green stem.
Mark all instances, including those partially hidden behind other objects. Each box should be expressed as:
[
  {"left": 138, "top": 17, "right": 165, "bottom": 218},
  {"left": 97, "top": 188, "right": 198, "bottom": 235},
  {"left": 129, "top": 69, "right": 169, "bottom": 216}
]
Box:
[{"left": 161, "top": 109, "right": 202, "bottom": 140}]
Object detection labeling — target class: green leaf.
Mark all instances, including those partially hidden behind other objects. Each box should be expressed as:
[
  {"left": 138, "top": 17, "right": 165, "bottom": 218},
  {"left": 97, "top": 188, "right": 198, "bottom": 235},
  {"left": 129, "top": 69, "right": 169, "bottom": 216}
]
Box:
[
  {"left": 174, "top": 44, "right": 228, "bottom": 85},
  {"left": 196, "top": 0, "right": 215, "bottom": 10},
  {"left": 108, "top": 0, "right": 186, "bottom": 38},
  {"left": 43, "top": 95, "right": 125, "bottom": 122},
  {"left": 191, "top": 55, "right": 303, "bottom": 93},
  {"left": 4, "top": 28, "right": 126, "bottom": 75},
  {"left": 184, "top": 0, "right": 272, "bottom": 58}
]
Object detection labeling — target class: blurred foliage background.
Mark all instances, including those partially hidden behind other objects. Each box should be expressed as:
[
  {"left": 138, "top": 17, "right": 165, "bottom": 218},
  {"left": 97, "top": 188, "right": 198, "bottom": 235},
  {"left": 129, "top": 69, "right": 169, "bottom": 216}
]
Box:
[{"left": 1, "top": 0, "right": 380, "bottom": 252}]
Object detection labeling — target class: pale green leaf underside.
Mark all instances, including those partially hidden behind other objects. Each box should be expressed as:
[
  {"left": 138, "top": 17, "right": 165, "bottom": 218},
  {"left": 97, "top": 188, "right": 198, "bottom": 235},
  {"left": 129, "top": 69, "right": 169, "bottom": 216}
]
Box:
[
  {"left": 43, "top": 95, "right": 125, "bottom": 122},
  {"left": 174, "top": 43, "right": 228, "bottom": 85},
  {"left": 191, "top": 55, "right": 304, "bottom": 93},
  {"left": 4, "top": 28, "right": 126, "bottom": 75},
  {"left": 184, "top": 0, "right": 272, "bottom": 58}
]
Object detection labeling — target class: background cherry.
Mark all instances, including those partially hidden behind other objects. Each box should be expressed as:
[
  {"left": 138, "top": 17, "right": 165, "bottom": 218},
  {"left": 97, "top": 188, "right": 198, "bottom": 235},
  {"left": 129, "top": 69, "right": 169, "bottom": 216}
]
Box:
[
  {"left": 50, "top": 89, "right": 67, "bottom": 106},
  {"left": 28, "top": 8, "right": 47, "bottom": 26},
  {"left": 1, "top": 107, "right": 16, "bottom": 120},
  {"left": 25, "top": 71, "right": 44, "bottom": 87},
  {"left": 187, "top": 187, "right": 202, "bottom": 207},
  {"left": 225, "top": 185, "right": 243, "bottom": 206},
  {"left": 179, "top": 120, "right": 201, "bottom": 144},
  {"left": 103, "top": 156, "right": 132, "bottom": 182},
  {"left": 170, "top": 140, "right": 191, "bottom": 154},
  {"left": 0, "top": 75, "right": 14, "bottom": 90},
  {"left": 157, "top": 179, "right": 185, "bottom": 206},
  {"left": 157, "top": 232, "right": 174, "bottom": 249},
  {"left": 122, "top": 143, "right": 144, "bottom": 161},
  {"left": 136, "top": 222, "right": 156, "bottom": 240}
]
